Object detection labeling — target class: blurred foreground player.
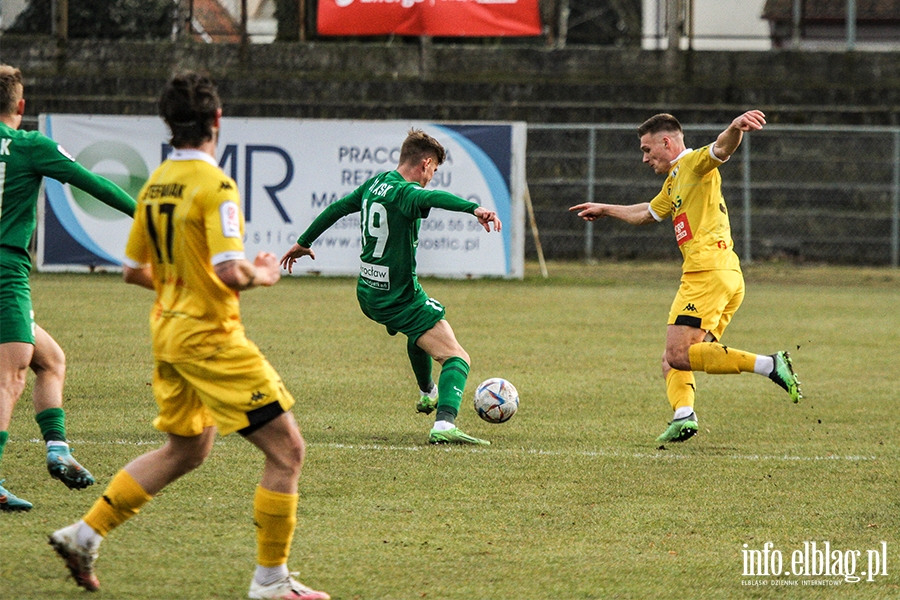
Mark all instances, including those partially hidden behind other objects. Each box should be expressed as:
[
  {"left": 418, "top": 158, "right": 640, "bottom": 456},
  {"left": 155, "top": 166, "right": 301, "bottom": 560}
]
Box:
[
  {"left": 49, "top": 73, "right": 329, "bottom": 600},
  {"left": 0, "top": 64, "right": 136, "bottom": 511}
]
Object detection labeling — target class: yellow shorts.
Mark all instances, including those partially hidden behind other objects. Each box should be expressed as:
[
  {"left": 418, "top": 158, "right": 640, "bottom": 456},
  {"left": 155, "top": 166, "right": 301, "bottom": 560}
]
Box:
[
  {"left": 152, "top": 341, "right": 295, "bottom": 437},
  {"left": 668, "top": 270, "right": 745, "bottom": 341}
]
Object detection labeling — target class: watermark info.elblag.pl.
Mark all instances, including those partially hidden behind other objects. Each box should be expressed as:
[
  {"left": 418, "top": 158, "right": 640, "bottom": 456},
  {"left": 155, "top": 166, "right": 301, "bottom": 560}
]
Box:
[{"left": 742, "top": 541, "right": 888, "bottom": 586}]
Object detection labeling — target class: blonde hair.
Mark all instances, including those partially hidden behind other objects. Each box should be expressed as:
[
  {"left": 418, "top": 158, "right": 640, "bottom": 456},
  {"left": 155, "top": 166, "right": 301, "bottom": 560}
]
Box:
[
  {"left": 399, "top": 128, "right": 446, "bottom": 166},
  {"left": 0, "top": 65, "right": 24, "bottom": 117}
]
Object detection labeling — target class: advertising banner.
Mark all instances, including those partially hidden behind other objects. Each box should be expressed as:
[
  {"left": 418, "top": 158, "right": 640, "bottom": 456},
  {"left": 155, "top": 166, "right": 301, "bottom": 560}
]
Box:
[
  {"left": 38, "top": 116, "right": 526, "bottom": 278},
  {"left": 317, "top": 0, "right": 542, "bottom": 37}
]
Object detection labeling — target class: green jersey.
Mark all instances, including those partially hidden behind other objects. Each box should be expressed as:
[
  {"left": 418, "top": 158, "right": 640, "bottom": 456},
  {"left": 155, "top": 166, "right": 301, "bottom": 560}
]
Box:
[
  {"left": 0, "top": 122, "right": 136, "bottom": 257},
  {"left": 297, "top": 170, "right": 478, "bottom": 316}
]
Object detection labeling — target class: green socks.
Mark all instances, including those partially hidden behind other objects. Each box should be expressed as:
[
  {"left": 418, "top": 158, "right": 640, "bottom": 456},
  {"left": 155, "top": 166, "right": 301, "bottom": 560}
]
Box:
[
  {"left": 407, "top": 338, "right": 434, "bottom": 392},
  {"left": 35, "top": 407, "right": 67, "bottom": 443},
  {"left": 0, "top": 431, "right": 8, "bottom": 465},
  {"left": 435, "top": 356, "right": 470, "bottom": 424}
]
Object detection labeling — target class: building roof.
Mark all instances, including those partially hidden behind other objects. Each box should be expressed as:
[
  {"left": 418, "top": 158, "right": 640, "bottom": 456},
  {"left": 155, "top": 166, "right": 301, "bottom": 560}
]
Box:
[
  {"left": 762, "top": 0, "right": 900, "bottom": 21},
  {"left": 191, "top": 0, "right": 242, "bottom": 43}
]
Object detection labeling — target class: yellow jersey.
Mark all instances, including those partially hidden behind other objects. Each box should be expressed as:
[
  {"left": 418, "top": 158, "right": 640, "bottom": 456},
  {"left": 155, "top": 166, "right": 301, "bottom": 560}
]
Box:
[
  {"left": 648, "top": 145, "right": 741, "bottom": 274},
  {"left": 124, "top": 149, "right": 247, "bottom": 362}
]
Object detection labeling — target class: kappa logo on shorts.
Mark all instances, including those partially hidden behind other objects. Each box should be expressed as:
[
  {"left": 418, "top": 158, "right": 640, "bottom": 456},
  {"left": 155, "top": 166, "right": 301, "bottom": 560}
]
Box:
[
  {"left": 683, "top": 303, "right": 698, "bottom": 312},
  {"left": 250, "top": 391, "right": 267, "bottom": 405}
]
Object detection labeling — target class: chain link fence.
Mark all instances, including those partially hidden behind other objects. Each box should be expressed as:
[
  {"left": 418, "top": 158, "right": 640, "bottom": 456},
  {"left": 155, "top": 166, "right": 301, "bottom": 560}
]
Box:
[
  {"left": 21, "top": 117, "right": 900, "bottom": 266},
  {"left": 526, "top": 123, "right": 900, "bottom": 266}
]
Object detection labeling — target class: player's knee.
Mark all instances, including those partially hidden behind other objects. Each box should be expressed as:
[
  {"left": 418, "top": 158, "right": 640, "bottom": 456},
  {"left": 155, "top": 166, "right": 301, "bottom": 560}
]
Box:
[
  {"left": 181, "top": 452, "right": 208, "bottom": 473},
  {"left": 31, "top": 347, "right": 66, "bottom": 380},
  {"left": 0, "top": 374, "right": 28, "bottom": 401},
  {"left": 44, "top": 352, "right": 66, "bottom": 380},
  {"left": 273, "top": 438, "right": 305, "bottom": 478},
  {"left": 664, "top": 347, "right": 691, "bottom": 371}
]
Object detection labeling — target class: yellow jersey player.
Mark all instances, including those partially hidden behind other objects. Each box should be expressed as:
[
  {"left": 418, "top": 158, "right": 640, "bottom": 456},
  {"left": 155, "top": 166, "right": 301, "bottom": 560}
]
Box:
[
  {"left": 570, "top": 111, "right": 802, "bottom": 444},
  {"left": 50, "top": 73, "right": 329, "bottom": 600}
]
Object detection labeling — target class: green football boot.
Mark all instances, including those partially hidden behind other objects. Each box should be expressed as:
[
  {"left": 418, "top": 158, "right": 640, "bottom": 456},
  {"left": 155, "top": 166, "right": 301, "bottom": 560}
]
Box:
[
  {"left": 416, "top": 384, "right": 438, "bottom": 415},
  {"left": 47, "top": 446, "right": 96, "bottom": 490},
  {"left": 429, "top": 427, "right": 490, "bottom": 446},
  {"left": 656, "top": 412, "right": 699, "bottom": 444},
  {"left": 0, "top": 479, "right": 33, "bottom": 512},
  {"left": 769, "top": 351, "right": 802, "bottom": 403}
]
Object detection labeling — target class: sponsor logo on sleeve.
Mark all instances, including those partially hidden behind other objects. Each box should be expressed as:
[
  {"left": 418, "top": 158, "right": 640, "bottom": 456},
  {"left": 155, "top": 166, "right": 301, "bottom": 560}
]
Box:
[
  {"left": 57, "top": 144, "right": 75, "bottom": 161},
  {"left": 220, "top": 201, "right": 241, "bottom": 238}
]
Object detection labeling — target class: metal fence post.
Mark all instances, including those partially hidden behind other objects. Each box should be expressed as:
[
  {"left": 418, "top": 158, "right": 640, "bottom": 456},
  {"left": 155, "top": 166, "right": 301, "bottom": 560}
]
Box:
[
  {"left": 892, "top": 130, "right": 900, "bottom": 268},
  {"left": 585, "top": 127, "right": 596, "bottom": 261},
  {"left": 846, "top": 0, "right": 857, "bottom": 51},
  {"left": 742, "top": 133, "right": 752, "bottom": 264}
]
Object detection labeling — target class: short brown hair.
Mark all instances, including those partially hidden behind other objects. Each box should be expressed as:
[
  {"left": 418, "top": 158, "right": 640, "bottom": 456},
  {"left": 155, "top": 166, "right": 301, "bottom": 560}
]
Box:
[
  {"left": 0, "top": 65, "right": 24, "bottom": 117},
  {"left": 158, "top": 72, "right": 221, "bottom": 148},
  {"left": 638, "top": 113, "right": 682, "bottom": 137},
  {"left": 399, "top": 128, "right": 446, "bottom": 166}
]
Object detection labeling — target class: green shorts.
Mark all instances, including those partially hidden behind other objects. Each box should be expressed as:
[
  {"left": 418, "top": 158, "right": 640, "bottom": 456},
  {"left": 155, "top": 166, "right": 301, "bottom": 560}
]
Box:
[
  {"left": 0, "top": 248, "right": 35, "bottom": 344},
  {"left": 358, "top": 287, "right": 446, "bottom": 343}
]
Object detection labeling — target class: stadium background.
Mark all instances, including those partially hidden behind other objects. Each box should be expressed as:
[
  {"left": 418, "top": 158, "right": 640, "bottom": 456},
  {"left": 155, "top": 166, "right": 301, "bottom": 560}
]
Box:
[{"left": 1, "top": 1, "right": 899, "bottom": 266}]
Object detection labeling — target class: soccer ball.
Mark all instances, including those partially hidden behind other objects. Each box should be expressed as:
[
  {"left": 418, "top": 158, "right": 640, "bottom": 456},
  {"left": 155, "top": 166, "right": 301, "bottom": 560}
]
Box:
[{"left": 473, "top": 378, "right": 519, "bottom": 424}]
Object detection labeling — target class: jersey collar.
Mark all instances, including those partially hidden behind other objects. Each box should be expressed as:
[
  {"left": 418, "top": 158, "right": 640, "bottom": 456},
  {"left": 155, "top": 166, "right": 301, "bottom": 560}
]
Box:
[
  {"left": 667, "top": 148, "right": 693, "bottom": 175},
  {"left": 169, "top": 148, "right": 218, "bottom": 167}
]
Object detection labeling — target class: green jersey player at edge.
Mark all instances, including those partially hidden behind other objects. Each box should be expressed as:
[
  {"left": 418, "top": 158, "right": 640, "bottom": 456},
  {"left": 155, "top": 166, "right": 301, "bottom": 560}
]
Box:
[
  {"left": 0, "top": 64, "right": 136, "bottom": 512},
  {"left": 281, "top": 128, "right": 502, "bottom": 446}
]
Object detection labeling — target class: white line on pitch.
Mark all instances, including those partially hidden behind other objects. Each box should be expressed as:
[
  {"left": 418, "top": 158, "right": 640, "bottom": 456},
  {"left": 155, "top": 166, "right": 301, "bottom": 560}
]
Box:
[{"left": 27, "top": 438, "right": 880, "bottom": 462}]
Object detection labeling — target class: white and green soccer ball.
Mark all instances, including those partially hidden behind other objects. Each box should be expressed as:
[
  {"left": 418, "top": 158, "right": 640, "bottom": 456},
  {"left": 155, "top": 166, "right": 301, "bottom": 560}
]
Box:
[{"left": 473, "top": 378, "right": 519, "bottom": 424}]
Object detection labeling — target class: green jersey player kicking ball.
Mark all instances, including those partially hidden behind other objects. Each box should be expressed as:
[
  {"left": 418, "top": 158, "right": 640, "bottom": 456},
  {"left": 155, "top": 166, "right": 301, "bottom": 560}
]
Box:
[{"left": 281, "top": 129, "right": 502, "bottom": 446}]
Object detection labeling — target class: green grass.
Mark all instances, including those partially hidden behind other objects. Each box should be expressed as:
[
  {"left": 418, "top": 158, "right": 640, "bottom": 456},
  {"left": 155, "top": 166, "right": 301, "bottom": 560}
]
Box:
[{"left": 2, "top": 261, "right": 900, "bottom": 599}]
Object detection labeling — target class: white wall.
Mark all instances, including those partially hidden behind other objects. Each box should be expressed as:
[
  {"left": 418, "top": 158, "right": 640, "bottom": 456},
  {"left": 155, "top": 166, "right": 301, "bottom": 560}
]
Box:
[
  {"left": 643, "top": 0, "right": 772, "bottom": 51},
  {"left": 0, "top": 0, "right": 30, "bottom": 30}
]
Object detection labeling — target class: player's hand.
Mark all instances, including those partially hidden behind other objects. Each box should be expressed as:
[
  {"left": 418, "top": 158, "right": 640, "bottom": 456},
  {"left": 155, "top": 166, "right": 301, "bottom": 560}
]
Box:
[
  {"left": 279, "top": 243, "right": 315, "bottom": 274},
  {"left": 253, "top": 252, "right": 281, "bottom": 286},
  {"left": 732, "top": 110, "right": 766, "bottom": 132},
  {"left": 569, "top": 203, "right": 606, "bottom": 221},
  {"left": 474, "top": 207, "right": 502, "bottom": 232}
]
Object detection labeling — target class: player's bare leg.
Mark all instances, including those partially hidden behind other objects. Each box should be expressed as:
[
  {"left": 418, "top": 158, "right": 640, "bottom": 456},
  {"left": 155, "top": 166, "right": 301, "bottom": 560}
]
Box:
[
  {"left": 0, "top": 341, "right": 34, "bottom": 510},
  {"left": 245, "top": 412, "right": 330, "bottom": 600},
  {"left": 32, "top": 326, "right": 95, "bottom": 489}
]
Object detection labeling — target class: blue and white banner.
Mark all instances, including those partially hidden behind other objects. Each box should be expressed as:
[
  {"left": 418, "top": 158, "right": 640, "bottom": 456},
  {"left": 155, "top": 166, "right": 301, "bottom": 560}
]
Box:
[{"left": 38, "top": 116, "right": 526, "bottom": 278}]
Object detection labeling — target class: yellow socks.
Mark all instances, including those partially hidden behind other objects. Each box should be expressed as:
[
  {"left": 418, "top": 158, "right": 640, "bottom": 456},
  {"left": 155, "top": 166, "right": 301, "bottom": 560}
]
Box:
[
  {"left": 254, "top": 486, "right": 298, "bottom": 568},
  {"left": 688, "top": 342, "right": 757, "bottom": 375},
  {"left": 84, "top": 470, "right": 153, "bottom": 537},
  {"left": 665, "top": 369, "right": 696, "bottom": 411}
]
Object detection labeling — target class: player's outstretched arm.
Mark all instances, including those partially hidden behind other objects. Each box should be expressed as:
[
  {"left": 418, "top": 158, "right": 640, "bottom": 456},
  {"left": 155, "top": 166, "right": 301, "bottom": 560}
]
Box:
[
  {"left": 123, "top": 265, "right": 154, "bottom": 290},
  {"left": 569, "top": 202, "right": 655, "bottom": 226},
  {"left": 65, "top": 163, "right": 137, "bottom": 217},
  {"left": 216, "top": 253, "right": 281, "bottom": 290},
  {"left": 280, "top": 243, "right": 315, "bottom": 273},
  {"left": 713, "top": 110, "right": 766, "bottom": 161},
  {"left": 473, "top": 206, "right": 501, "bottom": 232}
]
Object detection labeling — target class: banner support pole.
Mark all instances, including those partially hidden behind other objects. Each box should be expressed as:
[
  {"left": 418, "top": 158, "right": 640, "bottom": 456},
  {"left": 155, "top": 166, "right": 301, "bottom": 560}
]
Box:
[{"left": 524, "top": 184, "right": 548, "bottom": 278}]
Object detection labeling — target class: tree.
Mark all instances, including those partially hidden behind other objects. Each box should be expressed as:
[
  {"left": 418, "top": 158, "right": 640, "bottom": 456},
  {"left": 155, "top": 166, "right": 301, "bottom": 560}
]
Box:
[{"left": 9, "top": 0, "right": 174, "bottom": 40}]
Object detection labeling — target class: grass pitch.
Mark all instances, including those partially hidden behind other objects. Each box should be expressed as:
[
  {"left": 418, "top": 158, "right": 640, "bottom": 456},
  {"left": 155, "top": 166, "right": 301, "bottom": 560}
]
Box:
[{"left": 2, "top": 261, "right": 899, "bottom": 599}]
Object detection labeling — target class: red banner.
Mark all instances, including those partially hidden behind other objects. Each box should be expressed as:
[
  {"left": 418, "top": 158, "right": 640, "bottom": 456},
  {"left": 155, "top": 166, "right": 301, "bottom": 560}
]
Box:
[{"left": 317, "top": 0, "right": 542, "bottom": 37}]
